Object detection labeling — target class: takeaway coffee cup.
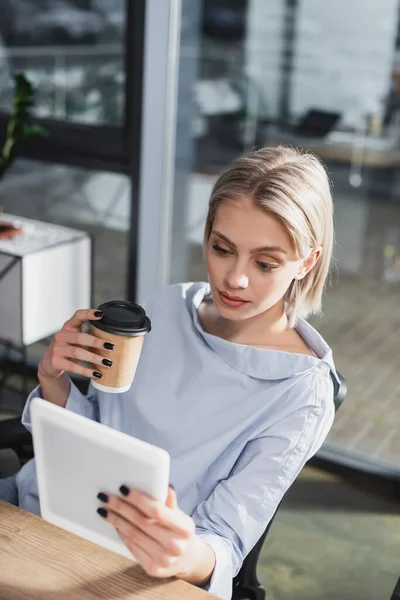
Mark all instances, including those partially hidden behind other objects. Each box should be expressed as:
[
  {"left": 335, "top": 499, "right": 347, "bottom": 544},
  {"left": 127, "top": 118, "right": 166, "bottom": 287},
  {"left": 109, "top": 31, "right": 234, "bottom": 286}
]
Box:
[{"left": 90, "top": 300, "right": 151, "bottom": 393}]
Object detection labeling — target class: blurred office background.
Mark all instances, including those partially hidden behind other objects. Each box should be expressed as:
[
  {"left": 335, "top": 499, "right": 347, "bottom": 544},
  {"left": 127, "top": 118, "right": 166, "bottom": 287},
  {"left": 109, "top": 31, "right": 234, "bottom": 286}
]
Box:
[{"left": 0, "top": 1, "right": 399, "bottom": 598}]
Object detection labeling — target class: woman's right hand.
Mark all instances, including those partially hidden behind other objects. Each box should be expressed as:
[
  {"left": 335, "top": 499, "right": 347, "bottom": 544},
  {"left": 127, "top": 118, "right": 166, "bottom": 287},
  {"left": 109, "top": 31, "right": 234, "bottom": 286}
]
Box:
[{"left": 38, "top": 309, "right": 114, "bottom": 382}]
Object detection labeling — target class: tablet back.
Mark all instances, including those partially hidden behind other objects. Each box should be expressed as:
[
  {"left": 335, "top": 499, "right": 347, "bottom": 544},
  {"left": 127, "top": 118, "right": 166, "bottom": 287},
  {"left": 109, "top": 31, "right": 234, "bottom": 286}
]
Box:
[{"left": 31, "top": 397, "right": 170, "bottom": 560}]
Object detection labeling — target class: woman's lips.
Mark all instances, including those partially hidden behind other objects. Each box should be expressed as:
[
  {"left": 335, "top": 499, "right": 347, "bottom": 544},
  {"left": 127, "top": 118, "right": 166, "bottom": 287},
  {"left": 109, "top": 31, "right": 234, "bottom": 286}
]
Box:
[{"left": 218, "top": 291, "right": 249, "bottom": 308}]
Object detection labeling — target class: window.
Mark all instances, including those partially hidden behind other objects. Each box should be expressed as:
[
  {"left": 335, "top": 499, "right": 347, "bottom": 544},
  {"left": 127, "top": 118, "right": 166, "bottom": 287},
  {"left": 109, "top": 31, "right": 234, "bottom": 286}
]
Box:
[
  {"left": 0, "top": 1, "right": 126, "bottom": 126},
  {"left": 140, "top": 0, "right": 400, "bottom": 473}
]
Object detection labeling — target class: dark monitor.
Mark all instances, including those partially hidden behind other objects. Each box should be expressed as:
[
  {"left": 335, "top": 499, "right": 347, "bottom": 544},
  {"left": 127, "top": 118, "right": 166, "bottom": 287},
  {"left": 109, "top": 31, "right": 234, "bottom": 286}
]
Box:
[{"left": 293, "top": 109, "right": 341, "bottom": 138}]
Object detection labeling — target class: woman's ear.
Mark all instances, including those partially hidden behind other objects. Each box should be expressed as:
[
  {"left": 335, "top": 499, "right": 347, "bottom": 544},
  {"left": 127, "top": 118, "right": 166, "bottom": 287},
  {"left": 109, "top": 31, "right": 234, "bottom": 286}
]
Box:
[{"left": 294, "top": 246, "right": 322, "bottom": 280}]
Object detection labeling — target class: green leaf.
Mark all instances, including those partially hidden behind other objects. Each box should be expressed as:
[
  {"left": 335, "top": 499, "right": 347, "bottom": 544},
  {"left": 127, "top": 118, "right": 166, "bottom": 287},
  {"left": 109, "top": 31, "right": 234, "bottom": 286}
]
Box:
[
  {"left": 0, "top": 71, "right": 49, "bottom": 183},
  {"left": 23, "top": 124, "right": 48, "bottom": 138}
]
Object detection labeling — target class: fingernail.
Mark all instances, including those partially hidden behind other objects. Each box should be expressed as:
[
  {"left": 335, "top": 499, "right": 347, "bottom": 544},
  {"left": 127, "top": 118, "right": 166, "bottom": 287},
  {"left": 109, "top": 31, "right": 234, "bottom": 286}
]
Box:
[
  {"left": 97, "top": 492, "right": 109, "bottom": 503},
  {"left": 102, "top": 359, "right": 112, "bottom": 367},
  {"left": 169, "top": 483, "right": 175, "bottom": 490},
  {"left": 119, "top": 485, "right": 130, "bottom": 496},
  {"left": 94, "top": 311, "right": 103, "bottom": 318},
  {"left": 103, "top": 342, "right": 114, "bottom": 350},
  {"left": 97, "top": 507, "right": 108, "bottom": 518},
  {"left": 93, "top": 371, "right": 102, "bottom": 379}
]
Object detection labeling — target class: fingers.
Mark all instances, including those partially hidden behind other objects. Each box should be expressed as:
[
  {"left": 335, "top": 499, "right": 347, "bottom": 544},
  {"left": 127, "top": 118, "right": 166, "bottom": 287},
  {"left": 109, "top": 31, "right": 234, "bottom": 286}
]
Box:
[
  {"left": 43, "top": 343, "right": 109, "bottom": 381},
  {"left": 100, "top": 495, "right": 184, "bottom": 554},
  {"left": 97, "top": 489, "right": 194, "bottom": 580},
  {"left": 63, "top": 309, "right": 103, "bottom": 331},
  {"left": 118, "top": 530, "right": 153, "bottom": 568},
  {"left": 50, "top": 357, "right": 102, "bottom": 380},
  {"left": 39, "top": 309, "right": 110, "bottom": 382},
  {"left": 54, "top": 344, "right": 110, "bottom": 368},
  {"left": 118, "top": 531, "right": 170, "bottom": 579},
  {"left": 105, "top": 510, "right": 180, "bottom": 578},
  {"left": 55, "top": 330, "right": 112, "bottom": 352},
  {"left": 117, "top": 488, "right": 195, "bottom": 538},
  {"left": 108, "top": 511, "right": 164, "bottom": 557},
  {"left": 48, "top": 312, "right": 115, "bottom": 381},
  {"left": 165, "top": 487, "right": 178, "bottom": 511},
  {"left": 53, "top": 333, "right": 114, "bottom": 368}
]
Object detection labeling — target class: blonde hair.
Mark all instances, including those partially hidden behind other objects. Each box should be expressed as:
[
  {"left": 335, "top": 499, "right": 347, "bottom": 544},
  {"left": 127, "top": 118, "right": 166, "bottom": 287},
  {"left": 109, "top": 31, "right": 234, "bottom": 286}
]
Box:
[{"left": 204, "top": 146, "right": 334, "bottom": 325}]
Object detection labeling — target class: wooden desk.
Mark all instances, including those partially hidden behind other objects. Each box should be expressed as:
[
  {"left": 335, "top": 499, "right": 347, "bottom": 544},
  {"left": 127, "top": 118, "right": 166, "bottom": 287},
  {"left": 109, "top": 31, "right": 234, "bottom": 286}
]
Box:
[
  {"left": 266, "top": 136, "right": 400, "bottom": 167},
  {"left": 0, "top": 501, "right": 216, "bottom": 600},
  {"left": 293, "top": 142, "right": 400, "bottom": 167}
]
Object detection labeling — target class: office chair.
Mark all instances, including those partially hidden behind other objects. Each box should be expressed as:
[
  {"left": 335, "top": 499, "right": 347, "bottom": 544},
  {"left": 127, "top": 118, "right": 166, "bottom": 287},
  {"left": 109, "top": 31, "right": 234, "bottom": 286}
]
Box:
[{"left": 391, "top": 577, "right": 400, "bottom": 600}]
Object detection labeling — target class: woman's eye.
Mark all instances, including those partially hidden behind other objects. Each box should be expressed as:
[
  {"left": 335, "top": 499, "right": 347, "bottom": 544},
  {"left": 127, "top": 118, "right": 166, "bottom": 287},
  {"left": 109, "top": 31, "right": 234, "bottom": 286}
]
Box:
[
  {"left": 257, "top": 261, "right": 279, "bottom": 272},
  {"left": 212, "top": 243, "right": 231, "bottom": 255}
]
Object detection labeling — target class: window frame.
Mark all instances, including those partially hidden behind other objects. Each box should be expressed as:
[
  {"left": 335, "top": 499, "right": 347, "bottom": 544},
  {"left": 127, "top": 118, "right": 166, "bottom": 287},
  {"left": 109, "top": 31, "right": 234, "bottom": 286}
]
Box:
[{"left": 0, "top": 1, "right": 145, "bottom": 175}]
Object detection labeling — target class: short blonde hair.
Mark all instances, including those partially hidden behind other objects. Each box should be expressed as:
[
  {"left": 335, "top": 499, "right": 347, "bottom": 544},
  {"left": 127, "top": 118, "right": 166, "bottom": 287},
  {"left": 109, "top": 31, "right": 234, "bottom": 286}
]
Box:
[{"left": 204, "top": 146, "right": 334, "bottom": 325}]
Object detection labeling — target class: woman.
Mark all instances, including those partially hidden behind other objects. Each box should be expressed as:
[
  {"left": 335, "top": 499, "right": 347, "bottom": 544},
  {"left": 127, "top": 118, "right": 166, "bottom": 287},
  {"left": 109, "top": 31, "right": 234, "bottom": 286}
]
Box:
[{"left": 1, "top": 146, "right": 338, "bottom": 600}]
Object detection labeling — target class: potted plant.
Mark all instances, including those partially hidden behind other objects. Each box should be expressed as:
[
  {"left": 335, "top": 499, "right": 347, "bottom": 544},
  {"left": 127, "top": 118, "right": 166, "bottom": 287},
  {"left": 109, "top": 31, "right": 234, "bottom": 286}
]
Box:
[{"left": 0, "top": 73, "right": 47, "bottom": 240}]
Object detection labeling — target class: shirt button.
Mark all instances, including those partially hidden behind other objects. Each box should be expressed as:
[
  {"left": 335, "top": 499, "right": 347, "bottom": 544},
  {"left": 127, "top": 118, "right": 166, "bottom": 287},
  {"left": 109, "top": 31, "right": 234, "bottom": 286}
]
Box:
[
  {"left": 320, "top": 364, "right": 329, "bottom": 373},
  {"left": 278, "top": 476, "right": 286, "bottom": 488},
  {"left": 315, "top": 408, "right": 323, "bottom": 416},
  {"left": 298, "top": 442, "right": 307, "bottom": 452}
]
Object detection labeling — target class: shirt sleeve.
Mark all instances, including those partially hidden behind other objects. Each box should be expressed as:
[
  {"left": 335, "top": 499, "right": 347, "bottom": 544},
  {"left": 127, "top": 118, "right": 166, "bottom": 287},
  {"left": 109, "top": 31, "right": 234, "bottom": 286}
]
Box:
[
  {"left": 21, "top": 379, "right": 99, "bottom": 432},
  {"left": 192, "top": 372, "right": 335, "bottom": 600}
]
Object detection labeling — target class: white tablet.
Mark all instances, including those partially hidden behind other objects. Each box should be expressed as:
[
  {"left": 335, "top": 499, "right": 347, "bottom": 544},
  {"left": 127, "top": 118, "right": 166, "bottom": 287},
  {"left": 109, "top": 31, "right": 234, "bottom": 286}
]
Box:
[{"left": 30, "top": 397, "right": 170, "bottom": 560}]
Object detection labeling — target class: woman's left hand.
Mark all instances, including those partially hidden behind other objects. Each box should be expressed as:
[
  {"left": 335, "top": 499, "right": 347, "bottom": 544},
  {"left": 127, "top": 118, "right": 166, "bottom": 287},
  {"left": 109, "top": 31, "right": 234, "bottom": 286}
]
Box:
[{"left": 97, "top": 485, "right": 198, "bottom": 580}]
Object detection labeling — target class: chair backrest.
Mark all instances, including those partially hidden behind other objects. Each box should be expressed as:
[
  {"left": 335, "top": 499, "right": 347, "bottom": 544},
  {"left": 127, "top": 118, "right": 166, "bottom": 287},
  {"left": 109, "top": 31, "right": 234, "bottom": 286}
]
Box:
[
  {"left": 391, "top": 577, "right": 400, "bottom": 600},
  {"left": 232, "top": 371, "right": 347, "bottom": 600}
]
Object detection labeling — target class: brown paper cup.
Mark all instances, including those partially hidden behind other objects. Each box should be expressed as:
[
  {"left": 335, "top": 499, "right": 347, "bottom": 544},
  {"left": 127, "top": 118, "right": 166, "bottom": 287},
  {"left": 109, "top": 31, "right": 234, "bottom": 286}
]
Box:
[{"left": 91, "top": 326, "right": 145, "bottom": 393}]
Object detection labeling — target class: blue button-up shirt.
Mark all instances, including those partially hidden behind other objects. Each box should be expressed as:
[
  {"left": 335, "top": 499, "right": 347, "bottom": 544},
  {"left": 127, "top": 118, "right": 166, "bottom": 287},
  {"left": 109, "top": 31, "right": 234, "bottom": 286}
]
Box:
[{"left": 18, "top": 282, "right": 337, "bottom": 599}]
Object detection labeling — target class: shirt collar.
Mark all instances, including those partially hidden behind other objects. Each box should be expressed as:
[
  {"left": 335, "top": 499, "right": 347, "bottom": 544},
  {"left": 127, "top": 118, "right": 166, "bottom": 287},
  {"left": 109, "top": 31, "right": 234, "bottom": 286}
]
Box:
[{"left": 190, "top": 282, "right": 338, "bottom": 382}]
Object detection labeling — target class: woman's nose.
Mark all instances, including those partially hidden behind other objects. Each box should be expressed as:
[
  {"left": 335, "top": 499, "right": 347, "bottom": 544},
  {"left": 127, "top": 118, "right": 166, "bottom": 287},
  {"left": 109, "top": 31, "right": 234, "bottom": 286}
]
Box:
[{"left": 225, "top": 265, "right": 249, "bottom": 290}]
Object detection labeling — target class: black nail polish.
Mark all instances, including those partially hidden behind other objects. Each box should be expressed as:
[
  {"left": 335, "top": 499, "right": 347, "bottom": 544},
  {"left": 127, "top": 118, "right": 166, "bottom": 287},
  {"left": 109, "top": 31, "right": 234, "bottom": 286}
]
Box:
[
  {"left": 102, "top": 358, "right": 112, "bottom": 367},
  {"left": 97, "top": 507, "right": 108, "bottom": 518},
  {"left": 169, "top": 483, "right": 175, "bottom": 490},
  {"left": 103, "top": 342, "right": 114, "bottom": 350},
  {"left": 119, "top": 485, "right": 130, "bottom": 496},
  {"left": 93, "top": 371, "right": 102, "bottom": 379},
  {"left": 94, "top": 311, "right": 103, "bottom": 318},
  {"left": 97, "top": 492, "right": 109, "bottom": 503}
]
